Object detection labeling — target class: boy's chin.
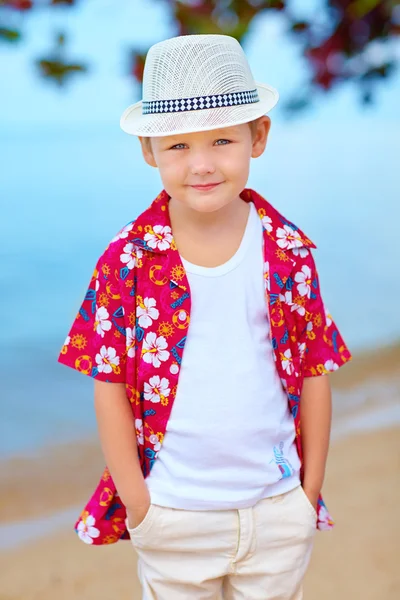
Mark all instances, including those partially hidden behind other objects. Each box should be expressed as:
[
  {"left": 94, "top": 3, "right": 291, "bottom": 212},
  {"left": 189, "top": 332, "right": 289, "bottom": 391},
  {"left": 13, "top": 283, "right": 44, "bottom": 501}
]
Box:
[
  {"left": 185, "top": 190, "right": 238, "bottom": 214},
  {"left": 191, "top": 201, "right": 231, "bottom": 214}
]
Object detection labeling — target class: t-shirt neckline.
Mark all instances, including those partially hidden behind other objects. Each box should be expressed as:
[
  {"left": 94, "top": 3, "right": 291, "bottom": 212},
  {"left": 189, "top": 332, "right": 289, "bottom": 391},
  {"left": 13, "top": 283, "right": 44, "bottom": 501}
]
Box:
[{"left": 181, "top": 202, "right": 259, "bottom": 277}]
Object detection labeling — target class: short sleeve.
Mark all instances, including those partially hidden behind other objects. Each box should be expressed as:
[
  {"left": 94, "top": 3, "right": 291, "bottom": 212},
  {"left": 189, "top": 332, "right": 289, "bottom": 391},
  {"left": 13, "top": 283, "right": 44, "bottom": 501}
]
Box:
[
  {"left": 297, "top": 250, "right": 352, "bottom": 377},
  {"left": 58, "top": 244, "right": 127, "bottom": 383}
]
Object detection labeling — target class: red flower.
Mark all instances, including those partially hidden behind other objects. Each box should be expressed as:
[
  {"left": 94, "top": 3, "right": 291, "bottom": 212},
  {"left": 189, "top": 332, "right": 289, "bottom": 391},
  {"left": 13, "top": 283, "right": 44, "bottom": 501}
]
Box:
[
  {"left": 131, "top": 54, "right": 146, "bottom": 83},
  {"left": 6, "top": 0, "right": 33, "bottom": 10}
]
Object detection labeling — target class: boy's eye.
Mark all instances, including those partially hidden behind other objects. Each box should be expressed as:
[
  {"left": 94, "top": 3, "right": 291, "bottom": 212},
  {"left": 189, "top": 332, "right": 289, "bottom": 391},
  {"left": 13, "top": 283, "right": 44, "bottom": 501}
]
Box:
[{"left": 170, "top": 139, "right": 231, "bottom": 150}]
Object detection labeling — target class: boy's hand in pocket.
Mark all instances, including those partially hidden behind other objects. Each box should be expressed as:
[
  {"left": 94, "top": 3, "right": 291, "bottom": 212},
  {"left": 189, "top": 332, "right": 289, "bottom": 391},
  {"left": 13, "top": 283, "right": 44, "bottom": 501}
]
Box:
[{"left": 126, "top": 498, "right": 151, "bottom": 529}]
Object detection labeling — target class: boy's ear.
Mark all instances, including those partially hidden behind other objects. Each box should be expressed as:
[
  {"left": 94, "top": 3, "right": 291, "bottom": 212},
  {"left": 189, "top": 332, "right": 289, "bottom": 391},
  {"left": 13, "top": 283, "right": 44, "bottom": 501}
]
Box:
[
  {"left": 251, "top": 116, "right": 271, "bottom": 159},
  {"left": 138, "top": 137, "right": 158, "bottom": 168}
]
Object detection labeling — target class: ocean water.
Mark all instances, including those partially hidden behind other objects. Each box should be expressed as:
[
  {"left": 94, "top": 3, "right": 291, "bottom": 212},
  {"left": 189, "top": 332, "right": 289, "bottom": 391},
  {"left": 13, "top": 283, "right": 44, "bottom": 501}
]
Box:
[{"left": 1, "top": 122, "right": 399, "bottom": 458}]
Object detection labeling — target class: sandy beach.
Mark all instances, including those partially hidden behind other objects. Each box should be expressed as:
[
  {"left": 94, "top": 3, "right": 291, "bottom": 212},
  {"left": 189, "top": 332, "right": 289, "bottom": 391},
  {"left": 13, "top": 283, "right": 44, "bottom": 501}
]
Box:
[{"left": 1, "top": 344, "right": 399, "bottom": 599}]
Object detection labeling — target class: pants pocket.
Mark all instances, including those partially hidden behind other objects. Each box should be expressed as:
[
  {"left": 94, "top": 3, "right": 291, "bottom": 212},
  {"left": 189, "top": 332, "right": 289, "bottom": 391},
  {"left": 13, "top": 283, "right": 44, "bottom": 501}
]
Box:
[
  {"left": 298, "top": 486, "right": 317, "bottom": 520},
  {"left": 126, "top": 504, "right": 158, "bottom": 540}
]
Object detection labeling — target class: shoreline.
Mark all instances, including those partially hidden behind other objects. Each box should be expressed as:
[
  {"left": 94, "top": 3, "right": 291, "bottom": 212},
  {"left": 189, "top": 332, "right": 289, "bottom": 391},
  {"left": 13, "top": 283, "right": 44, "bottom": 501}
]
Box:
[
  {"left": 1, "top": 414, "right": 399, "bottom": 553},
  {"left": 1, "top": 426, "right": 399, "bottom": 600},
  {"left": 329, "top": 340, "right": 400, "bottom": 389},
  {"left": 1, "top": 342, "right": 399, "bottom": 529}
]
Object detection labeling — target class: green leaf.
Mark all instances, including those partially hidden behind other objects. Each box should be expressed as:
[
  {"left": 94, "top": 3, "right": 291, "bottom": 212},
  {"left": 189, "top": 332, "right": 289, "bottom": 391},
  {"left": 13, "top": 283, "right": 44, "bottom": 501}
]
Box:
[
  {"left": 0, "top": 27, "right": 21, "bottom": 42},
  {"left": 36, "top": 58, "right": 88, "bottom": 86},
  {"left": 291, "top": 21, "right": 309, "bottom": 33}
]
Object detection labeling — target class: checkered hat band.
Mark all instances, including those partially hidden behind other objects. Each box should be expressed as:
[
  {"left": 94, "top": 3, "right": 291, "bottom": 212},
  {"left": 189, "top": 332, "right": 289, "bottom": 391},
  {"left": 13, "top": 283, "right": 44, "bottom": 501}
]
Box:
[{"left": 142, "top": 89, "right": 259, "bottom": 115}]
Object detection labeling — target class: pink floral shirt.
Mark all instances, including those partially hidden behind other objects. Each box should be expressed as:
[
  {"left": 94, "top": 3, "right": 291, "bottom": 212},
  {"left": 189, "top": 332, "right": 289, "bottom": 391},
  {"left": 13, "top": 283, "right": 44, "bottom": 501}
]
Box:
[{"left": 58, "top": 188, "right": 351, "bottom": 545}]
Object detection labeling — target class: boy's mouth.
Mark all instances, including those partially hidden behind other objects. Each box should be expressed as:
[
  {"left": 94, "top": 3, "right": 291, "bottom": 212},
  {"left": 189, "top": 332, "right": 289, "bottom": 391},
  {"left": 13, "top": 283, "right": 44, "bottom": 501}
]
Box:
[{"left": 190, "top": 182, "right": 222, "bottom": 191}]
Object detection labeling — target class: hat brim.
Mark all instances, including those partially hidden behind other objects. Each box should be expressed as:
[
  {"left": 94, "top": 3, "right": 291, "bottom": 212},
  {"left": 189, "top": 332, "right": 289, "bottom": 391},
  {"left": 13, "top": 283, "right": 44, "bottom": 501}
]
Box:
[{"left": 120, "top": 82, "right": 279, "bottom": 137}]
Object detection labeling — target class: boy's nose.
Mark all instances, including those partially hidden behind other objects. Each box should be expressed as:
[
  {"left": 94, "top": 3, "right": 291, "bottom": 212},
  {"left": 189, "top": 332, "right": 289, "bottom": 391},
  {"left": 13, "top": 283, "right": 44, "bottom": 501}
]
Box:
[{"left": 190, "top": 154, "right": 216, "bottom": 176}]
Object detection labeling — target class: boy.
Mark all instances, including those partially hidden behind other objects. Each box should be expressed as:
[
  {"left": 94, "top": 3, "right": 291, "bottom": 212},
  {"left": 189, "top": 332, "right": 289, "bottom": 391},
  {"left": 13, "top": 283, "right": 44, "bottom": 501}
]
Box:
[{"left": 59, "top": 34, "right": 351, "bottom": 599}]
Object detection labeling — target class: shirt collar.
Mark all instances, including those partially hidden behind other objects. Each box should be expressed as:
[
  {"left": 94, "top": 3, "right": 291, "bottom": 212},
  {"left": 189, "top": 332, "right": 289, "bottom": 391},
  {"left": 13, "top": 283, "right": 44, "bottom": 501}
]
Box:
[{"left": 129, "top": 188, "right": 316, "bottom": 253}]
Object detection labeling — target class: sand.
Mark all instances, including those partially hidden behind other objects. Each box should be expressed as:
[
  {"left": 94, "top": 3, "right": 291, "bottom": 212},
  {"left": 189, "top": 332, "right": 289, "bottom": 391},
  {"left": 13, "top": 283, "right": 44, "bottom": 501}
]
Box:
[{"left": 1, "top": 344, "right": 399, "bottom": 599}]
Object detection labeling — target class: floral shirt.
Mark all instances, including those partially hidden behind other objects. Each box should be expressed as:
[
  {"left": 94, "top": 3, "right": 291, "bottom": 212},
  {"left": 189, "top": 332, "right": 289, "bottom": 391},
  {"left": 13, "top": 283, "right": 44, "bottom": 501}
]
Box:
[{"left": 58, "top": 188, "right": 351, "bottom": 545}]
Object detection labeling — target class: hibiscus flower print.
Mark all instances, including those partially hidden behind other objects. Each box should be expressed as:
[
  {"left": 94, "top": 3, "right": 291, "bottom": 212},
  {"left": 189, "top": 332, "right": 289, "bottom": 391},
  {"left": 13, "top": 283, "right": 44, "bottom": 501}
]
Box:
[
  {"left": 318, "top": 505, "right": 334, "bottom": 530},
  {"left": 280, "top": 290, "right": 306, "bottom": 317},
  {"left": 135, "top": 419, "right": 144, "bottom": 445},
  {"left": 144, "top": 375, "right": 171, "bottom": 404},
  {"left": 298, "top": 342, "right": 306, "bottom": 360},
  {"left": 281, "top": 349, "right": 294, "bottom": 375},
  {"left": 292, "top": 247, "right": 309, "bottom": 258},
  {"left": 276, "top": 225, "right": 302, "bottom": 250},
  {"left": 94, "top": 306, "right": 111, "bottom": 338},
  {"left": 306, "top": 321, "right": 316, "bottom": 340},
  {"left": 324, "top": 359, "right": 339, "bottom": 372},
  {"left": 126, "top": 327, "right": 136, "bottom": 358},
  {"left": 144, "top": 225, "right": 173, "bottom": 251},
  {"left": 95, "top": 345, "right": 120, "bottom": 374},
  {"left": 325, "top": 308, "right": 333, "bottom": 327},
  {"left": 291, "top": 298, "right": 306, "bottom": 317},
  {"left": 279, "top": 291, "right": 292, "bottom": 305},
  {"left": 264, "top": 261, "right": 270, "bottom": 292},
  {"left": 295, "top": 265, "right": 312, "bottom": 298},
  {"left": 142, "top": 332, "right": 169, "bottom": 368},
  {"left": 60, "top": 335, "right": 70, "bottom": 356},
  {"left": 77, "top": 514, "right": 100, "bottom": 544},
  {"left": 137, "top": 297, "right": 159, "bottom": 329},
  {"left": 262, "top": 215, "right": 273, "bottom": 233},
  {"left": 120, "top": 243, "right": 143, "bottom": 270},
  {"left": 111, "top": 222, "right": 134, "bottom": 243}
]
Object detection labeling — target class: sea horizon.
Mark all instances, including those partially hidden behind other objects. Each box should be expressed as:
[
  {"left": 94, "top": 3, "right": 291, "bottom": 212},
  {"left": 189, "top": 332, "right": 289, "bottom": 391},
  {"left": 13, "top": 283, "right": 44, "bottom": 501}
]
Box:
[{"left": 1, "top": 122, "right": 399, "bottom": 459}]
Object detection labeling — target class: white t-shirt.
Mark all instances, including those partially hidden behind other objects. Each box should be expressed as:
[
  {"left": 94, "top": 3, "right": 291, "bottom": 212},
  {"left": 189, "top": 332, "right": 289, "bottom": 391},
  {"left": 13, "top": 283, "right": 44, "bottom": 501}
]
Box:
[{"left": 146, "top": 202, "right": 301, "bottom": 510}]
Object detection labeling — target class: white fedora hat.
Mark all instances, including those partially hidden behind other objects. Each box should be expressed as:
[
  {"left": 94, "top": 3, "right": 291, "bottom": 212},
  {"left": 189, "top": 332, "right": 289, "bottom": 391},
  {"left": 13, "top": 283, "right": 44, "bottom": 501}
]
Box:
[{"left": 120, "top": 34, "right": 279, "bottom": 137}]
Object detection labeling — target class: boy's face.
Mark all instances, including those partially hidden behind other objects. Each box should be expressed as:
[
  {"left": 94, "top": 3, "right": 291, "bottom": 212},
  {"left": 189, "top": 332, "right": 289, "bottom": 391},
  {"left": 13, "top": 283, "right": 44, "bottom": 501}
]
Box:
[{"left": 139, "top": 117, "right": 271, "bottom": 214}]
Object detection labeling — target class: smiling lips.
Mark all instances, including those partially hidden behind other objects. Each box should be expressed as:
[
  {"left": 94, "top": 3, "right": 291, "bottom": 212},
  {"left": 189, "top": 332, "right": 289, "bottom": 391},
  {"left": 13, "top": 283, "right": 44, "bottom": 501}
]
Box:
[{"left": 190, "top": 182, "right": 222, "bottom": 191}]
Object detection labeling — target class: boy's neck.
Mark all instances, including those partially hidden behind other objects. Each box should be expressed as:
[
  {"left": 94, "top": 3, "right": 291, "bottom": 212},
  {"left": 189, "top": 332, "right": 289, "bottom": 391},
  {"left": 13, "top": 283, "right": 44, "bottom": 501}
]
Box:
[
  {"left": 168, "top": 193, "right": 249, "bottom": 236},
  {"left": 167, "top": 193, "right": 251, "bottom": 268}
]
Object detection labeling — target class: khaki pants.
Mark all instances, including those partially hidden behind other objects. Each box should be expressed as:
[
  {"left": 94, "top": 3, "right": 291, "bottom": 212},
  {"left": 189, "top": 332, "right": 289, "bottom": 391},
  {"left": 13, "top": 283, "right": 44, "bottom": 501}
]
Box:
[{"left": 127, "top": 485, "right": 316, "bottom": 600}]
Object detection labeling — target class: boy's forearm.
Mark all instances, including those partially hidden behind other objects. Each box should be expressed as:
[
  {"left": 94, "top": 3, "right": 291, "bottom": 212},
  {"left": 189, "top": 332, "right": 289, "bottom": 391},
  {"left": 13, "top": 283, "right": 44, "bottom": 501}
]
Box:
[
  {"left": 94, "top": 381, "right": 148, "bottom": 510},
  {"left": 300, "top": 375, "right": 332, "bottom": 498}
]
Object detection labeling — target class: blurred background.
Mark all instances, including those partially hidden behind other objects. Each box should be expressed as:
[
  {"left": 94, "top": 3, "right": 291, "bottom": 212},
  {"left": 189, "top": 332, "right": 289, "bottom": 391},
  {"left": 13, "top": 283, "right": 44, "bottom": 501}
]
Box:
[{"left": 0, "top": 1, "right": 399, "bottom": 598}]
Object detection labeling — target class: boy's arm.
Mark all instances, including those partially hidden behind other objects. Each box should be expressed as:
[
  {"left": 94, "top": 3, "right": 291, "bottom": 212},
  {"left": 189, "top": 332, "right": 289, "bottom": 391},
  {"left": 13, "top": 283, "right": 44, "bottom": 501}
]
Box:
[
  {"left": 300, "top": 375, "right": 332, "bottom": 510},
  {"left": 294, "top": 248, "right": 350, "bottom": 510},
  {"left": 57, "top": 235, "right": 149, "bottom": 529},
  {"left": 94, "top": 380, "right": 150, "bottom": 528}
]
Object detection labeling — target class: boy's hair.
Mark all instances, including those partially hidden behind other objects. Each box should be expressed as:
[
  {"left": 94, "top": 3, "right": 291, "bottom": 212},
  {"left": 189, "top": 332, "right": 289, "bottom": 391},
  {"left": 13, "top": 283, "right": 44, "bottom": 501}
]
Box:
[{"left": 141, "top": 118, "right": 261, "bottom": 154}]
